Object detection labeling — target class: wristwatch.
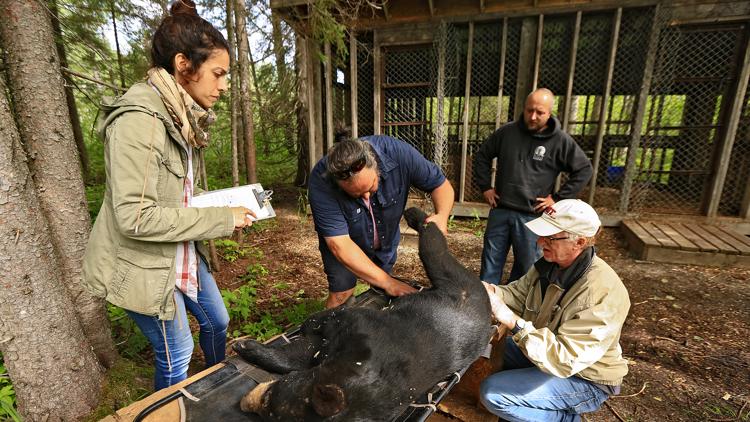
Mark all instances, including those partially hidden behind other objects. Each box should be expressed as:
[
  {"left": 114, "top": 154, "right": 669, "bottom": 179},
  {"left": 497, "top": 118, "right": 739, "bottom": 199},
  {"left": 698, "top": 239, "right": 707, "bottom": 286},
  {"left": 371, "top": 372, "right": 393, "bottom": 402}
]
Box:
[{"left": 511, "top": 318, "right": 527, "bottom": 335}]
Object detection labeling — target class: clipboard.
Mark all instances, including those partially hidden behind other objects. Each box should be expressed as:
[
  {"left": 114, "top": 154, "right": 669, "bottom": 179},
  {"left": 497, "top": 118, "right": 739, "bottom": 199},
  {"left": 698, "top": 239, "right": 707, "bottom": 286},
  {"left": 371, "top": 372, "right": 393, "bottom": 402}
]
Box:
[{"left": 191, "top": 183, "right": 275, "bottom": 221}]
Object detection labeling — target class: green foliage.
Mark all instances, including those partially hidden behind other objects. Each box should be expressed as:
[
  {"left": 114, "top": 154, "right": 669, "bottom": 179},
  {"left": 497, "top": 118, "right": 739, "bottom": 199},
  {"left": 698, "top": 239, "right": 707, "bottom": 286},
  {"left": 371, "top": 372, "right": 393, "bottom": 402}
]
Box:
[
  {"left": 107, "top": 305, "right": 149, "bottom": 361},
  {"left": 223, "top": 262, "right": 325, "bottom": 342},
  {"left": 0, "top": 354, "right": 21, "bottom": 422},
  {"left": 213, "top": 239, "right": 256, "bottom": 263},
  {"left": 80, "top": 359, "right": 153, "bottom": 422},
  {"left": 222, "top": 282, "right": 258, "bottom": 321},
  {"left": 85, "top": 183, "right": 106, "bottom": 222}
]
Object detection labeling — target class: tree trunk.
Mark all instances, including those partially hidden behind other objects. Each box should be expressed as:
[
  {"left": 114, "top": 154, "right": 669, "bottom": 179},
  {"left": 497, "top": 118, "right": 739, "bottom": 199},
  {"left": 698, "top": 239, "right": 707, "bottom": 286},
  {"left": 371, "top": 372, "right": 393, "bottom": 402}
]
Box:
[
  {"left": 49, "top": 0, "right": 90, "bottom": 183},
  {"left": 110, "top": 0, "right": 126, "bottom": 88},
  {"left": 234, "top": 0, "right": 257, "bottom": 184},
  {"left": 0, "top": 0, "right": 117, "bottom": 368},
  {"left": 0, "top": 72, "right": 103, "bottom": 422},
  {"left": 272, "top": 13, "right": 287, "bottom": 84},
  {"left": 294, "top": 33, "right": 310, "bottom": 187},
  {"left": 226, "top": 0, "right": 241, "bottom": 186}
]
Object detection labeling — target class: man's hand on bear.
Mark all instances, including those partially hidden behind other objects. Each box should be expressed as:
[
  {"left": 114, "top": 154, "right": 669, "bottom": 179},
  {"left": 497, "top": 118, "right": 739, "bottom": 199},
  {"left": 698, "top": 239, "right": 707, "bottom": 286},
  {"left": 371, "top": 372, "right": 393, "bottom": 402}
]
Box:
[
  {"left": 384, "top": 276, "right": 418, "bottom": 297},
  {"left": 483, "top": 281, "right": 518, "bottom": 330},
  {"left": 424, "top": 213, "right": 449, "bottom": 235}
]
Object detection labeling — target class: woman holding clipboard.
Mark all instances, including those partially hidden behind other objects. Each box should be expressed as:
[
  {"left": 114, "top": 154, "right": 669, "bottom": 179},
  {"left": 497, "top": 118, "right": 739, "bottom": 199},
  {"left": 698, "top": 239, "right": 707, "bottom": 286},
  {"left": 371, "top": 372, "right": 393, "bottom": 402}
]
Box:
[{"left": 83, "top": 0, "right": 254, "bottom": 390}]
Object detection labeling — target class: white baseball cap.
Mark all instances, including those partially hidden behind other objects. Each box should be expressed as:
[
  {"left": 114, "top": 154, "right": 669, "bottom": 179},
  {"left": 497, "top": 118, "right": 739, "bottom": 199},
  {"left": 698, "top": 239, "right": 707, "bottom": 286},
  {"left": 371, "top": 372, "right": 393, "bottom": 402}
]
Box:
[{"left": 525, "top": 199, "right": 601, "bottom": 237}]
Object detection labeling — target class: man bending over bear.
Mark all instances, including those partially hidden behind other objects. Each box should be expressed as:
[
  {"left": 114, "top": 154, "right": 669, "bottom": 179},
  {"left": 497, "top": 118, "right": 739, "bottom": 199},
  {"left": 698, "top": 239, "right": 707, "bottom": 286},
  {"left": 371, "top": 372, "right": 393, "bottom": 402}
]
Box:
[
  {"left": 481, "top": 199, "right": 630, "bottom": 422},
  {"left": 308, "top": 136, "right": 455, "bottom": 308},
  {"left": 233, "top": 207, "right": 493, "bottom": 421}
]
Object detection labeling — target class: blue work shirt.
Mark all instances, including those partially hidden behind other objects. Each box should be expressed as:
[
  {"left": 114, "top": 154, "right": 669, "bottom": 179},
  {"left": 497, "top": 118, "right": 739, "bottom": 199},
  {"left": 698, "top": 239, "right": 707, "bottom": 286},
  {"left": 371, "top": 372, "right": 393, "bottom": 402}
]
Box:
[{"left": 308, "top": 135, "right": 446, "bottom": 272}]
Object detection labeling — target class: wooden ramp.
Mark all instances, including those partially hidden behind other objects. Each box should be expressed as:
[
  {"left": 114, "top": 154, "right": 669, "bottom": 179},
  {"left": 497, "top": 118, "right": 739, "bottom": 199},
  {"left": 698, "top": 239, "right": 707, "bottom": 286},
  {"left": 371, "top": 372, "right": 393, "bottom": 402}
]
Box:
[{"left": 621, "top": 220, "right": 750, "bottom": 267}]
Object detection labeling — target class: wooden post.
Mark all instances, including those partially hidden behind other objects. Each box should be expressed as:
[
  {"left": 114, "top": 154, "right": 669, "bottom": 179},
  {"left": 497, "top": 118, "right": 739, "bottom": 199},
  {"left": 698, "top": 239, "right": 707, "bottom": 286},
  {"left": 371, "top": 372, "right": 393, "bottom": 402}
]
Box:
[
  {"left": 489, "top": 18, "right": 508, "bottom": 190},
  {"left": 305, "top": 37, "right": 318, "bottom": 171},
  {"left": 742, "top": 174, "right": 750, "bottom": 219},
  {"left": 374, "top": 31, "right": 381, "bottom": 135},
  {"left": 588, "top": 8, "right": 621, "bottom": 205},
  {"left": 324, "top": 42, "right": 334, "bottom": 149},
  {"left": 532, "top": 14, "right": 544, "bottom": 91},
  {"left": 435, "top": 22, "right": 447, "bottom": 168},
  {"left": 562, "top": 11, "right": 581, "bottom": 132},
  {"left": 705, "top": 31, "right": 750, "bottom": 217},
  {"left": 619, "top": 5, "right": 661, "bottom": 213},
  {"left": 514, "top": 16, "right": 539, "bottom": 117},
  {"left": 495, "top": 18, "right": 508, "bottom": 130},
  {"left": 459, "top": 22, "right": 474, "bottom": 203},
  {"left": 350, "top": 32, "right": 358, "bottom": 139}
]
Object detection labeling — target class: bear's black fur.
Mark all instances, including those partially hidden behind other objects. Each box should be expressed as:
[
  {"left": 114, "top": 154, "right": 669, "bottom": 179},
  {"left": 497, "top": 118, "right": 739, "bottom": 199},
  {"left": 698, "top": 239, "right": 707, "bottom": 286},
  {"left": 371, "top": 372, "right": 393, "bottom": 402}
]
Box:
[{"left": 234, "top": 207, "right": 493, "bottom": 421}]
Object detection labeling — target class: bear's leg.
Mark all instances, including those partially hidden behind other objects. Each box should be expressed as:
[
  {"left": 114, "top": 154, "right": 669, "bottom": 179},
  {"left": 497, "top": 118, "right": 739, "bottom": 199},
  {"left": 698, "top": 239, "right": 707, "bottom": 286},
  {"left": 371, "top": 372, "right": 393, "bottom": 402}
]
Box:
[{"left": 233, "top": 336, "right": 316, "bottom": 374}]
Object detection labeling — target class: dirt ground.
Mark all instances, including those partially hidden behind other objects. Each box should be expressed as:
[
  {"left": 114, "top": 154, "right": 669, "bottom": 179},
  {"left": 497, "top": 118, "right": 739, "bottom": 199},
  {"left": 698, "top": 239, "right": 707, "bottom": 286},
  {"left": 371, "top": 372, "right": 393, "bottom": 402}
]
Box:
[{"left": 216, "top": 186, "right": 750, "bottom": 422}]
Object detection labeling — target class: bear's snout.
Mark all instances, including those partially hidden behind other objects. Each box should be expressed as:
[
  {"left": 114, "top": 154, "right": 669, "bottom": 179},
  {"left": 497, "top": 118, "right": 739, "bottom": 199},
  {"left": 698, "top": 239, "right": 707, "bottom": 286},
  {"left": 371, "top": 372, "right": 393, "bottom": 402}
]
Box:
[{"left": 240, "top": 381, "right": 273, "bottom": 413}]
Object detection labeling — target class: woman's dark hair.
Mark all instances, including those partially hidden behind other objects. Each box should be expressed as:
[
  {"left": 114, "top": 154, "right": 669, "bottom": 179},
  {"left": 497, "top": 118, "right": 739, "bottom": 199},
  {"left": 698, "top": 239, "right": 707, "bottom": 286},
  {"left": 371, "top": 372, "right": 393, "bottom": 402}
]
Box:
[{"left": 151, "top": 0, "right": 230, "bottom": 75}]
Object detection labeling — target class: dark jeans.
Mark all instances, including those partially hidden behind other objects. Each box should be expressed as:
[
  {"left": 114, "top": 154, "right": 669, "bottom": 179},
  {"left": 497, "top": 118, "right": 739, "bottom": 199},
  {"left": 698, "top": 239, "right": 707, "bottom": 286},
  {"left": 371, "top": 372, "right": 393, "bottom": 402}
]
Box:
[
  {"left": 480, "top": 207, "right": 542, "bottom": 284},
  {"left": 480, "top": 337, "right": 610, "bottom": 422}
]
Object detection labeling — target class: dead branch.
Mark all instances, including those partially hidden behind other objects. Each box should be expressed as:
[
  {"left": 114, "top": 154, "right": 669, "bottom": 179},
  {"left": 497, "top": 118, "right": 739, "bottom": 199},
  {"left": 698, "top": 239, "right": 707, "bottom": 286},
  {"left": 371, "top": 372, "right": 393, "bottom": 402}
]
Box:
[{"left": 605, "top": 401, "right": 627, "bottom": 422}]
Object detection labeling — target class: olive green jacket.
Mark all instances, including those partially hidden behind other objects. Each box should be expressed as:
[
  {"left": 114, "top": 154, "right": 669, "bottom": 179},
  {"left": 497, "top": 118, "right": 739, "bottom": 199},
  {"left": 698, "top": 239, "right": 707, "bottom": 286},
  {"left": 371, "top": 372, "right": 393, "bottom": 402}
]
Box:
[
  {"left": 83, "top": 83, "right": 234, "bottom": 320},
  {"left": 496, "top": 256, "right": 630, "bottom": 386}
]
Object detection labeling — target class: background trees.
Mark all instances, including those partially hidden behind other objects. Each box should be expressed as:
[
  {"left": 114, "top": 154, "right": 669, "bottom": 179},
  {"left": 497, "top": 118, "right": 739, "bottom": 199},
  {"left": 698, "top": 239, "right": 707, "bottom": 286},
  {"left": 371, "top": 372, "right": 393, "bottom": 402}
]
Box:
[{"left": 0, "top": 0, "right": 299, "bottom": 418}]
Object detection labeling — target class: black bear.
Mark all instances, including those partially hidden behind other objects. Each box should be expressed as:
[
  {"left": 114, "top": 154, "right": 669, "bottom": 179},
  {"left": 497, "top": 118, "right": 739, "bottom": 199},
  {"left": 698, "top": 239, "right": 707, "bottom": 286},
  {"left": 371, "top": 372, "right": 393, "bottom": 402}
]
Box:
[{"left": 233, "top": 207, "right": 493, "bottom": 421}]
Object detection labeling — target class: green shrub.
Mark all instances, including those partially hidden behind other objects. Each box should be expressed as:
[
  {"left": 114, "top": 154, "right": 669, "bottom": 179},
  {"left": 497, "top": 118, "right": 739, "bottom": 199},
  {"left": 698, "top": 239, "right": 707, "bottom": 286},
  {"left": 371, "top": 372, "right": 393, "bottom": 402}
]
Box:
[{"left": 0, "top": 353, "right": 21, "bottom": 422}]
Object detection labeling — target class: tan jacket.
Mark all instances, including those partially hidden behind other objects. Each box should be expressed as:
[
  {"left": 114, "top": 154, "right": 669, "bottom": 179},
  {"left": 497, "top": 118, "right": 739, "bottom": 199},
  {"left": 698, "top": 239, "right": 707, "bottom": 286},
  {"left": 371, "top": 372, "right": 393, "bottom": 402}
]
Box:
[
  {"left": 496, "top": 256, "right": 630, "bottom": 386},
  {"left": 83, "top": 83, "right": 234, "bottom": 320}
]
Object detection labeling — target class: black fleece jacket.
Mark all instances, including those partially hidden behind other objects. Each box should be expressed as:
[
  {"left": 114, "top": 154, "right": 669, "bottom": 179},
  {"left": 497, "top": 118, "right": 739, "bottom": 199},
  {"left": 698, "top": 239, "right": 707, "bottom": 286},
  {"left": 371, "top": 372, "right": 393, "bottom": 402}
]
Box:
[{"left": 473, "top": 116, "right": 592, "bottom": 213}]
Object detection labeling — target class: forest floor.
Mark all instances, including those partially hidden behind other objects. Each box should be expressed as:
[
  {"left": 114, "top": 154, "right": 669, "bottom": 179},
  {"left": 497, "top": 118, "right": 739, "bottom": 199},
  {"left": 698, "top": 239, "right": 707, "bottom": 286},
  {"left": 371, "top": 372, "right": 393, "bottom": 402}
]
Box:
[{"left": 107, "top": 184, "right": 750, "bottom": 422}]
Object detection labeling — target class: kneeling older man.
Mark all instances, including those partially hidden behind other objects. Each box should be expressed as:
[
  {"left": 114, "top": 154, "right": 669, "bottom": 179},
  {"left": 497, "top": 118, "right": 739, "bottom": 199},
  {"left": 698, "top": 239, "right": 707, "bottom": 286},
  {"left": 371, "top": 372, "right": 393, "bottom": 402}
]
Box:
[{"left": 480, "top": 199, "right": 630, "bottom": 422}]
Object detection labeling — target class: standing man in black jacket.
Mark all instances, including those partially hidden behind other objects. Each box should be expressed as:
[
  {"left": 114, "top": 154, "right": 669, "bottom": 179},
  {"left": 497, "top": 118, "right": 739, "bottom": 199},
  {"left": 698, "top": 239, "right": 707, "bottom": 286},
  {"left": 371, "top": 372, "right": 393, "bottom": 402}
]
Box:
[{"left": 473, "top": 88, "right": 592, "bottom": 285}]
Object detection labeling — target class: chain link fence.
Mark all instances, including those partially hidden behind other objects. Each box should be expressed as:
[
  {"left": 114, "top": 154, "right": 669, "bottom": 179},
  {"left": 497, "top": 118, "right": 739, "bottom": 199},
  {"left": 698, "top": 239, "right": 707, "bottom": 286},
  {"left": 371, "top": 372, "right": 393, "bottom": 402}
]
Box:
[{"left": 343, "top": 8, "right": 749, "bottom": 216}]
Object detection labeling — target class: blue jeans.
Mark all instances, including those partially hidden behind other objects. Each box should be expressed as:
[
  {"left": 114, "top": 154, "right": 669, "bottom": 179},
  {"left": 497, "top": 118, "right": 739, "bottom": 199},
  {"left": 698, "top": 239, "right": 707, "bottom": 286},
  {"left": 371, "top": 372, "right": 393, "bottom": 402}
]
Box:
[
  {"left": 480, "top": 338, "right": 610, "bottom": 422},
  {"left": 126, "top": 257, "right": 229, "bottom": 390},
  {"left": 480, "top": 207, "right": 542, "bottom": 284}
]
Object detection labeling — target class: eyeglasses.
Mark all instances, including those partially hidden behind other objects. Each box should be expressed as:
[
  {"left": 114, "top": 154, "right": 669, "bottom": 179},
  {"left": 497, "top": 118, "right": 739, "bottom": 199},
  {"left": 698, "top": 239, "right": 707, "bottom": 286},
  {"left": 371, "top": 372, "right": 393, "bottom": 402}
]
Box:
[
  {"left": 542, "top": 235, "right": 570, "bottom": 242},
  {"left": 331, "top": 156, "right": 367, "bottom": 180}
]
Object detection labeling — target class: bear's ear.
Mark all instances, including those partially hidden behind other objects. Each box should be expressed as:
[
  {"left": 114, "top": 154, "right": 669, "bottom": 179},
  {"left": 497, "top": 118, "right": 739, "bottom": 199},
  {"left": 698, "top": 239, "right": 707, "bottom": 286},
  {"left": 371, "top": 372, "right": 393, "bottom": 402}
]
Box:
[{"left": 311, "top": 383, "right": 346, "bottom": 417}]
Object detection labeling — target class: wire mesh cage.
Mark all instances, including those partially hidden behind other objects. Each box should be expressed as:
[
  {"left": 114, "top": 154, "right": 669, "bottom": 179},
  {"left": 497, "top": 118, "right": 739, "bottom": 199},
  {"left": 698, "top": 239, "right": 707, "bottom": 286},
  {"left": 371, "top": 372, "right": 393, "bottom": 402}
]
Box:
[
  {"left": 628, "top": 21, "right": 746, "bottom": 214},
  {"left": 381, "top": 44, "right": 435, "bottom": 155},
  {"left": 719, "top": 85, "right": 750, "bottom": 216},
  {"left": 339, "top": 6, "right": 749, "bottom": 216},
  {"left": 357, "top": 32, "right": 375, "bottom": 137}
]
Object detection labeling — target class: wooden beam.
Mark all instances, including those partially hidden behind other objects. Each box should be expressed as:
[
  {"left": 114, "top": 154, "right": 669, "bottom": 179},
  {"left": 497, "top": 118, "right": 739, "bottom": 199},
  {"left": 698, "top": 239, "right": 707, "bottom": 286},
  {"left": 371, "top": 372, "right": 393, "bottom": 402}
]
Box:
[
  {"left": 350, "top": 32, "right": 358, "bottom": 139},
  {"left": 324, "top": 42, "right": 334, "bottom": 150},
  {"left": 514, "top": 16, "right": 538, "bottom": 116},
  {"left": 495, "top": 17, "right": 508, "bottom": 130},
  {"left": 302, "top": 37, "right": 318, "bottom": 171},
  {"left": 532, "top": 14, "right": 544, "bottom": 91},
  {"left": 619, "top": 5, "right": 661, "bottom": 213},
  {"left": 561, "top": 11, "right": 581, "bottom": 132},
  {"left": 490, "top": 18, "right": 509, "bottom": 191},
  {"left": 705, "top": 29, "right": 750, "bottom": 217},
  {"left": 588, "top": 8, "right": 621, "bottom": 205},
  {"left": 459, "top": 22, "right": 475, "bottom": 203},
  {"left": 742, "top": 171, "right": 750, "bottom": 220},
  {"left": 428, "top": 0, "right": 434, "bottom": 17},
  {"left": 373, "top": 30, "right": 382, "bottom": 135},
  {"left": 383, "top": 1, "right": 390, "bottom": 21}
]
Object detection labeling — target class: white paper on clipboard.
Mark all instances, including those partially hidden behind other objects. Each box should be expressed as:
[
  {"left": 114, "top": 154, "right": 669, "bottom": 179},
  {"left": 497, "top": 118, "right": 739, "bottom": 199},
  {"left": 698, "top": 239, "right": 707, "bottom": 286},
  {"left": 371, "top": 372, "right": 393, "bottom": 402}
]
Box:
[{"left": 191, "top": 183, "right": 275, "bottom": 221}]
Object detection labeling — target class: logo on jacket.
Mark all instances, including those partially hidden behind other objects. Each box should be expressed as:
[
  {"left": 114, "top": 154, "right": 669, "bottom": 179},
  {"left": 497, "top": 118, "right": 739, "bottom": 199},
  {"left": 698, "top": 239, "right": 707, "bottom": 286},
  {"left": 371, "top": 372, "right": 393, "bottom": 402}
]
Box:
[{"left": 533, "top": 146, "right": 546, "bottom": 161}]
